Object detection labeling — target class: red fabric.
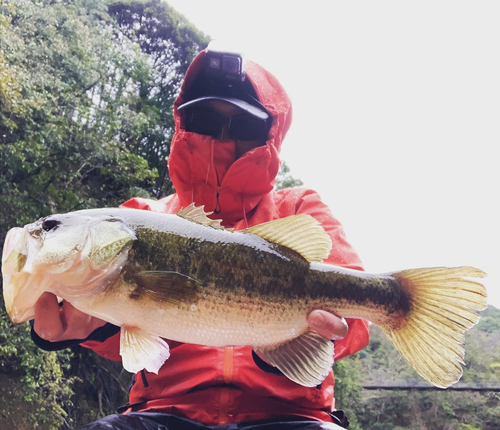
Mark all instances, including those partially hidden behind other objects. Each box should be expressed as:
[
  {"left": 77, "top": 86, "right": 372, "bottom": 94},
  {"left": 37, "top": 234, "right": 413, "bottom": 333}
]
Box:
[{"left": 81, "top": 49, "right": 369, "bottom": 425}]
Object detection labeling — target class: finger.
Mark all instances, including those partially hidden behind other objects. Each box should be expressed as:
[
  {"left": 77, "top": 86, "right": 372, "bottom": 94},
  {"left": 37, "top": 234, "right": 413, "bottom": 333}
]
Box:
[
  {"left": 33, "top": 292, "right": 64, "bottom": 341},
  {"left": 308, "top": 310, "right": 348, "bottom": 340}
]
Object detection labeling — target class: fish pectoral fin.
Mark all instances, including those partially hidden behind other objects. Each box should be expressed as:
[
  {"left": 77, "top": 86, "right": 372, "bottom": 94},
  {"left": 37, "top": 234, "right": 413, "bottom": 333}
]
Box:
[
  {"left": 133, "top": 271, "right": 201, "bottom": 305},
  {"left": 242, "top": 215, "right": 332, "bottom": 262},
  {"left": 177, "top": 203, "right": 225, "bottom": 229},
  {"left": 254, "top": 331, "right": 334, "bottom": 387},
  {"left": 120, "top": 326, "right": 170, "bottom": 374}
]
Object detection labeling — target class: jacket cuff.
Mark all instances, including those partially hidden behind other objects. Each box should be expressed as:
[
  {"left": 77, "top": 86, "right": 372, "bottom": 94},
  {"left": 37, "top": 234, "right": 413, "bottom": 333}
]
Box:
[
  {"left": 333, "top": 318, "right": 370, "bottom": 360},
  {"left": 30, "top": 321, "right": 120, "bottom": 351}
]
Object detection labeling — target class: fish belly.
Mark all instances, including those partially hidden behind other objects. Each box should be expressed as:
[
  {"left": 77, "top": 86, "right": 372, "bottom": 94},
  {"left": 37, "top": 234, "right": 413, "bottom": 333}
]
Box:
[{"left": 82, "top": 287, "right": 313, "bottom": 348}]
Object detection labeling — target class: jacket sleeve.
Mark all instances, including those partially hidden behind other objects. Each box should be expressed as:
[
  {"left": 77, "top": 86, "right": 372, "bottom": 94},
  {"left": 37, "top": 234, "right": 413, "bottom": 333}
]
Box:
[
  {"left": 288, "top": 188, "right": 370, "bottom": 360},
  {"left": 30, "top": 320, "right": 121, "bottom": 359}
]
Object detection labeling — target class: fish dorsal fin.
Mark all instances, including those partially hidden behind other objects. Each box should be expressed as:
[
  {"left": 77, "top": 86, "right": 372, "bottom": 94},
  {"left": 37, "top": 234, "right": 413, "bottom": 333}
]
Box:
[
  {"left": 133, "top": 271, "right": 201, "bottom": 306},
  {"left": 254, "top": 331, "right": 334, "bottom": 387},
  {"left": 243, "top": 215, "right": 332, "bottom": 262},
  {"left": 120, "top": 326, "right": 170, "bottom": 374},
  {"left": 177, "top": 203, "right": 225, "bottom": 229}
]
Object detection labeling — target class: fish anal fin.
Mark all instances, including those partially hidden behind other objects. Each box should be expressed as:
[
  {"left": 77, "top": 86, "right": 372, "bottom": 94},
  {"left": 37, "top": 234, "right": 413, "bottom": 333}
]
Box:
[
  {"left": 384, "top": 266, "right": 488, "bottom": 388},
  {"left": 177, "top": 203, "right": 225, "bottom": 229},
  {"left": 254, "top": 331, "right": 334, "bottom": 387},
  {"left": 133, "top": 271, "right": 201, "bottom": 306},
  {"left": 120, "top": 326, "right": 170, "bottom": 374},
  {"left": 243, "top": 215, "right": 332, "bottom": 262}
]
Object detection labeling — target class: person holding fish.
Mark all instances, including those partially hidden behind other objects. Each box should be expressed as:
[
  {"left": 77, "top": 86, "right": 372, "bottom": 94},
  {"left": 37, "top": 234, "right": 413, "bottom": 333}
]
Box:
[
  {"left": 27, "top": 46, "right": 369, "bottom": 429},
  {"left": 3, "top": 43, "right": 484, "bottom": 430}
]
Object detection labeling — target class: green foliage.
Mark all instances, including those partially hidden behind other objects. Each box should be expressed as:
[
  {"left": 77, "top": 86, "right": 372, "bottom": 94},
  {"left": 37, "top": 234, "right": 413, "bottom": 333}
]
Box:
[
  {"left": 0, "top": 0, "right": 153, "bottom": 238},
  {"left": 107, "top": 0, "right": 209, "bottom": 196},
  {"left": 65, "top": 348, "right": 131, "bottom": 426},
  {"left": 340, "top": 306, "right": 500, "bottom": 430},
  {"left": 332, "top": 356, "right": 363, "bottom": 430},
  {"left": 0, "top": 307, "right": 76, "bottom": 430},
  {"left": 0, "top": 0, "right": 208, "bottom": 244},
  {"left": 275, "top": 161, "right": 304, "bottom": 190},
  {"left": 0, "top": 0, "right": 206, "bottom": 428}
]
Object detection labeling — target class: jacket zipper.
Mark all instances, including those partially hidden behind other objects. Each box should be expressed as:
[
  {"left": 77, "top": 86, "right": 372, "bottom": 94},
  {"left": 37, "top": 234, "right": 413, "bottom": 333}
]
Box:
[
  {"left": 213, "top": 162, "right": 232, "bottom": 215},
  {"left": 218, "top": 346, "right": 234, "bottom": 425}
]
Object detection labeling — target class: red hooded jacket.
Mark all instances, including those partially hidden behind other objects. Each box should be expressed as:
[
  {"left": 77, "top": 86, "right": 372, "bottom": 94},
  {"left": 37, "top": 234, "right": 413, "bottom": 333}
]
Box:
[{"left": 81, "top": 50, "right": 369, "bottom": 425}]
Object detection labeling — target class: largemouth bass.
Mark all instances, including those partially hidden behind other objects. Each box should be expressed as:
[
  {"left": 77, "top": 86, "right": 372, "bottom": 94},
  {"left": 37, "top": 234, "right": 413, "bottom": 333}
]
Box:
[{"left": 1, "top": 205, "right": 487, "bottom": 388}]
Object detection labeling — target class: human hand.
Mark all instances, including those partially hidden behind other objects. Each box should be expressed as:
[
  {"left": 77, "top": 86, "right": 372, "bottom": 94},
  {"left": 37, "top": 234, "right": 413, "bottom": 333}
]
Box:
[
  {"left": 254, "top": 310, "right": 348, "bottom": 370},
  {"left": 33, "top": 292, "right": 106, "bottom": 342},
  {"left": 307, "top": 310, "right": 348, "bottom": 340}
]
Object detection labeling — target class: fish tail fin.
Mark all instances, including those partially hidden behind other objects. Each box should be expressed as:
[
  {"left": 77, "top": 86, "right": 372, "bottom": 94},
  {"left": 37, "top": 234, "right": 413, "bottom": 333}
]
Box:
[{"left": 383, "top": 266, "right": 487, "bottom": 388}]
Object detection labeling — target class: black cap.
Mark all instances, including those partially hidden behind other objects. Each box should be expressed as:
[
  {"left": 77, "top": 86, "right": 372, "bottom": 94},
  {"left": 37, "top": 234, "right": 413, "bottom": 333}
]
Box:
[
  {"left": 178, "top": 96, "right": 269, "bottom": 121},
  {"left": 178, "top": 59, "right": 270, "bottom": 121}
]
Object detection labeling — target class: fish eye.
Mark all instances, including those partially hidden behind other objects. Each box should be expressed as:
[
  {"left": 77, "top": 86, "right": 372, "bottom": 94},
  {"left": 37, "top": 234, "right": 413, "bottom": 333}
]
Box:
[{"left": 42, "top": 218, "right": 61, "bottom": 232}]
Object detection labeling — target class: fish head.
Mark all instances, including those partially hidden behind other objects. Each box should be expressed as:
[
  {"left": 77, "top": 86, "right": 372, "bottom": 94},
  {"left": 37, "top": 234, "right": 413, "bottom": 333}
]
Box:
[{"left": 2, "top": 213, "right": 136, "bottom": 324}]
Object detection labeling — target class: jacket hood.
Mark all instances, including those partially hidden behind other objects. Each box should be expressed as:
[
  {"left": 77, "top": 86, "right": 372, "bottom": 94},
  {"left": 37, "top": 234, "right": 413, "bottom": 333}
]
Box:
[{"left": 168, "top": 49, "right": 293, "bottom": 225}]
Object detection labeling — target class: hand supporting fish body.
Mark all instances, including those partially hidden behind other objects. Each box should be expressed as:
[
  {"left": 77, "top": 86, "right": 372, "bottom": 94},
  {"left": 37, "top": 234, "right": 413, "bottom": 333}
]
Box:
[{"left": 1, "top": 205, "right": 487, "bottom": 388}]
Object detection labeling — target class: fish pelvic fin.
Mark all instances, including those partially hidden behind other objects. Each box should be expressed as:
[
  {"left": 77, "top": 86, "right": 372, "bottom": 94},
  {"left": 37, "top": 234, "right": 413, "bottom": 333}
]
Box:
[
  {"left": 243, "top": 215, "right": 332, "bottom": 262},
  {"left": 384, "top": 266, "right": 488, "bottom": 388},
  {"left": 254, "top": 330, "right": 334, "bottom": 387},
  {"left": 120, "top": 326, "right": 170, "bottom": 374}
]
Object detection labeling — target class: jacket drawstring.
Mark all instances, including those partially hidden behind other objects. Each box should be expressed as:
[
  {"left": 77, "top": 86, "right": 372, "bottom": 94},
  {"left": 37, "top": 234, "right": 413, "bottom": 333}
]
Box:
[
  {"left": 184, "top": 135, "right": 195, "bottom": 204},
  {"left": 207, "top": 139, "right": 215, "bottom": 185},
  {"left": 202, "top": 140, "right": 222, "bottom": 214},
  {"left": 242, "top": 196, "right": 249, "bottom": 228}
]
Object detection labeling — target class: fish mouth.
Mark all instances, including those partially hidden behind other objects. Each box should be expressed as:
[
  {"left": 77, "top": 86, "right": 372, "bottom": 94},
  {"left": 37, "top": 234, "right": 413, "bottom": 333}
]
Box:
[
  {"left": 2, "top": 217, "right": 136, "bottom": 324},
  {"left": 2, "top": 227, "right": 45, "bottom": 323},
  {"left": 1, "top": 225, "right": 95, "bottom": 323},
  {"left": 2, "top": 272, "right": 39, "bottom": 323}
]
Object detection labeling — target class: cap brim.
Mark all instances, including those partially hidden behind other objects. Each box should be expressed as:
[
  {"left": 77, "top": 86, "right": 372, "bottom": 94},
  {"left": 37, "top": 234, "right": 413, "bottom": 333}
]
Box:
[{"left": 178, "top": 96, "right": 269, "bottom": 121}]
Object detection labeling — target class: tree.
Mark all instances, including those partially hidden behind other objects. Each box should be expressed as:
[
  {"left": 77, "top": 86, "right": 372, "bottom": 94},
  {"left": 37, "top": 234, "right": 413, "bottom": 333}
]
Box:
[
  {"left": 1, "top": 0, "right": 157, "bottom": 236},
  {"left": 107, "top": 0, "right": 209, "bottom": 197},
  {"left": 353, "top": 306, "right": 500, "bottom": 430},
  {"left": 332, "top": 356, "right": 364, "bottom": 430},
  {"left": 0, "top": 1, "right": 207, "bottom": 427},
  {"left": 0, "top": 0, "right": 209, "bottom": 241},
  {"left": 0, "top": 306, "right": 76, "bottom": 430},
  {"left": 275, "top": 161, "right": 304, "bottom": 190}
]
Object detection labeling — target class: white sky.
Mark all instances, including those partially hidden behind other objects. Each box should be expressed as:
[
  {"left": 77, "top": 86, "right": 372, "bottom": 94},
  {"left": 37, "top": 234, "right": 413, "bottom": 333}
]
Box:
[{"left": 166, "top": 0, "right": 500, "bottom": 308}]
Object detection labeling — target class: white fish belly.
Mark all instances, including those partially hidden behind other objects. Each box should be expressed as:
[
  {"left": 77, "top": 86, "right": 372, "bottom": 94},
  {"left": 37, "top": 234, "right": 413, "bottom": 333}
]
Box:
[{"left": 84, "top": 290, "right": 312, "bottom": 348}]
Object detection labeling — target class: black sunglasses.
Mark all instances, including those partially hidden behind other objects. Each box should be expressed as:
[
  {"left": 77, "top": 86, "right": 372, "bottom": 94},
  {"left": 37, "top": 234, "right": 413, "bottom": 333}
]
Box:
[{"left": 183, "top": 108, "right": 270, "bottom": 142}]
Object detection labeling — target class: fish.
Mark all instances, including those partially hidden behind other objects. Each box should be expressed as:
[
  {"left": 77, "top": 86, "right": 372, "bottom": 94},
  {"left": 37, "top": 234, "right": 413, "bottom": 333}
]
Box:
[{"left": 1, "top": 204, "right": 488, "bottom": 388}]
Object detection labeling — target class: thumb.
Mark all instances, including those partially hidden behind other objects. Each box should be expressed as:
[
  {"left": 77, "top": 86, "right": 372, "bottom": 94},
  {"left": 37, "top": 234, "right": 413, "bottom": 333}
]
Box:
[{"left": 308, "top": 310, "right": 348, "bottom": 341}]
